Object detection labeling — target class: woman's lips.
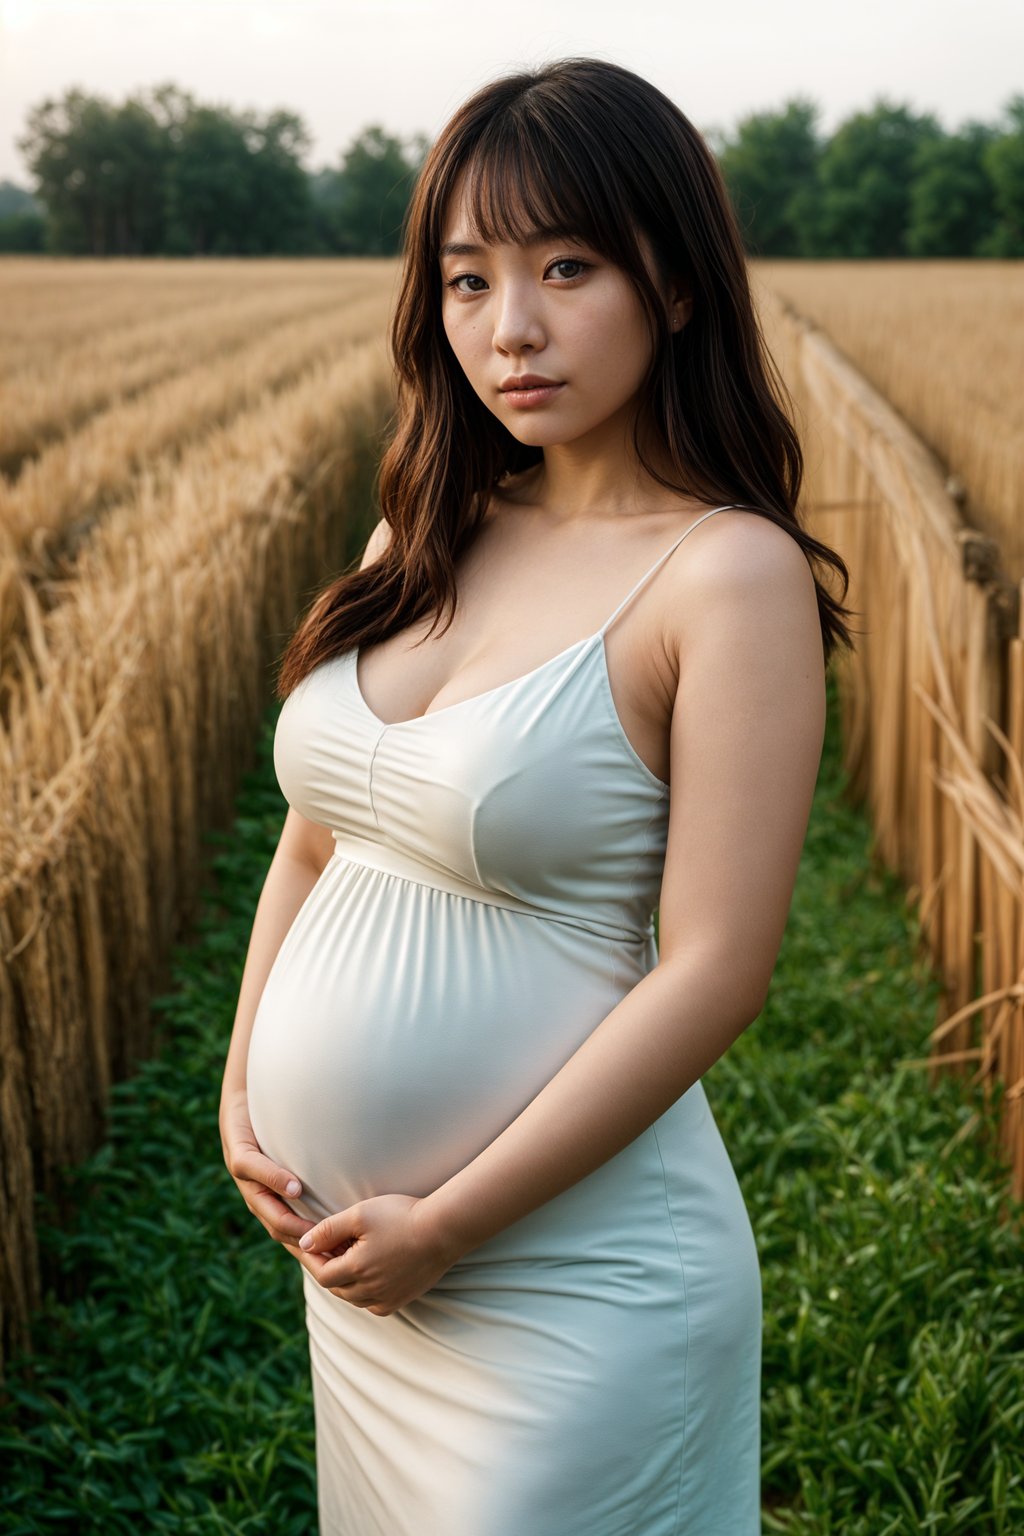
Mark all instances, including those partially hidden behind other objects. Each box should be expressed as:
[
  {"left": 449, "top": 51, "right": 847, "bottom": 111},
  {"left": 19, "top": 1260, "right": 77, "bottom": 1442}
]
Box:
[{"left": 500, "top": 383, "right": 565, "bottom": 408}]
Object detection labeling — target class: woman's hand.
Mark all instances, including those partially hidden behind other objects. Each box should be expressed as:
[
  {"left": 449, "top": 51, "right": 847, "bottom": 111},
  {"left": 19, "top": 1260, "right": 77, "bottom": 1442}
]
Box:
[
  {"left": 282, "top": 1194, "right": 463, "bottom": 1316},
  {"left": 220, "top": 1087, "right": 315, "bottom": 1246}
]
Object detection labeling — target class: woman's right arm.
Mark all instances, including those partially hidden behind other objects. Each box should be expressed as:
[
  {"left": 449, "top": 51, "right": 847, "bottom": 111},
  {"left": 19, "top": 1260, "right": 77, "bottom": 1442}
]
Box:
[
  {"left": 219, "top": 809, "right": 336, "bottom": 1243},
  {"left": 220, "top": 515, "right": 393, "bottom": 1244}
]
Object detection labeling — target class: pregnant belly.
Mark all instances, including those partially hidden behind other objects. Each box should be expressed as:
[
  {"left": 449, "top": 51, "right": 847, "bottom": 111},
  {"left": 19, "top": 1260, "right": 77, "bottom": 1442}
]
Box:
[{"left": 246, "top": 854, "right": 648, "bottom": 1221}]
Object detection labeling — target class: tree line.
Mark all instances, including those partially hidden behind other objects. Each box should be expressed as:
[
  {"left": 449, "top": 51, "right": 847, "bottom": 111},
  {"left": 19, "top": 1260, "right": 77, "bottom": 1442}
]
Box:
[
  {"left": 708, "top": 95, "right": 1023, "bottom": 258},
  {"left": 0, "top": 83, "right": 428, "bottom": 258},
  {"left": 1, "top": 82, "right": 1021, "bottom": 259}
]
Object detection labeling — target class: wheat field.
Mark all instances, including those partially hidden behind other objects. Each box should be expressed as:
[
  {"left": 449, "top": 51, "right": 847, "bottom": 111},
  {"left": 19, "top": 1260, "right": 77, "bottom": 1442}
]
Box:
[
  {"left": 0, "top": 256, "right": 399, "bottom": 1366},
  {"left": 753, "top": 259, "right": 1024, "bottom": 579}
]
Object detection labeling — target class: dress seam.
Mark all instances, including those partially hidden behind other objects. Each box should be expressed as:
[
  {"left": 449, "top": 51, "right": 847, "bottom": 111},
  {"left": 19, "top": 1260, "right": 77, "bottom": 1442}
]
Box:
[
  {"left": 467, "top": 793, "right": 486, "bottom": 888},
  {"left": 365, "top": 727, "right": 388, "bottom": 828},
  {"left": 334, "top": 850, "right": 650, "bottom": 946},
  {"left": 652, "top": 1121, "right": 689, "bottom": 1536}
]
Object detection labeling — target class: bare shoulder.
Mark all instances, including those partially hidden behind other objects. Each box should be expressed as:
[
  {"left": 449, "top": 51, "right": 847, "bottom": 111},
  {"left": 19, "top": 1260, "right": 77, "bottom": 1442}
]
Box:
[
  {"left": 666, "top": 507, "right": 821, "bottom": 657},
  {"left": 676, "top": 506, "right": 816, "bottom": 597},
  {"left": 359, "top": 516, "right": 394, "bottom": 570}
]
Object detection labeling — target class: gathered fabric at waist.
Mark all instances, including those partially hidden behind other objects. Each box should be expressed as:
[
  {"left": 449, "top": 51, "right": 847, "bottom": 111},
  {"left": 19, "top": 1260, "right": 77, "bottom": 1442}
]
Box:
[{"left": 330, "top": 828, "right": 654, "bottom": 949}]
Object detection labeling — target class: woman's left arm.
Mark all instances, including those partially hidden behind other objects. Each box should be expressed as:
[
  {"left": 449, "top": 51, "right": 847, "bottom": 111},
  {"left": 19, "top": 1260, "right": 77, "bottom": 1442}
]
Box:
[{"left": 293, "top": 519, "right": 828, "bottom": 1309}]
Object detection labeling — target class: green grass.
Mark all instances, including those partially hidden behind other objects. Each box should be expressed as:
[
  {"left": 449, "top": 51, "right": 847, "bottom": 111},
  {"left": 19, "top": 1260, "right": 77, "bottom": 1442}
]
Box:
[{"left": 0, "top": 673, "right": 1021, "bottom": 1534}]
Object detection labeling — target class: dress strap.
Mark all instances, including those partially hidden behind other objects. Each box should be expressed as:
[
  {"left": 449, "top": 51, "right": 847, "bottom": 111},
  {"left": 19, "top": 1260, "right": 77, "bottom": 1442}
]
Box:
[{"left": 597, "top": 504, "right": 740, "bottom": 638}]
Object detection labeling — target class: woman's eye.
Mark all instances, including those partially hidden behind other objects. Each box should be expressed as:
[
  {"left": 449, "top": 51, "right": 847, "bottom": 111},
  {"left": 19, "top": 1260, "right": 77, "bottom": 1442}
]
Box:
[
  {"left": 445, "top": 274, "right": 487, "bottom": 293},
  {"left": 444, "top": 258, "right": 590, "bottom": 295},
  {"left": 549, "top": 258, "right": 588, "bottom": 280}
]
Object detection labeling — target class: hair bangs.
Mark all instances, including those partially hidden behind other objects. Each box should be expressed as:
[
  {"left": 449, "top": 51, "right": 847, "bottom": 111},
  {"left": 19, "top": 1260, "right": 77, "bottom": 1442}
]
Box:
[{"left": 448, "top": 124, "right": 622, "bottom": 265}]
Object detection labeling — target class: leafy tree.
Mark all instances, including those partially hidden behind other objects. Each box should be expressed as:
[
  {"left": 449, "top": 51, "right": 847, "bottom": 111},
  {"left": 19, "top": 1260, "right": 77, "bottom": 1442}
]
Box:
[
  {"left": 814, "top": 98, "right": 944, "bottom": 257},
  {"left": 103, "top": 97, "right": 171, "bottom": 255},
  {"left": 906, "top": 122, "right": 999, "bottom": 256},
  {"left": 324, "top": 125, "right": 425, "bottom": 256},
  {"left": 982, "top": 94, "right": 1024, "bottom": 256},
  {"left": 0, "top": 179, "right": 45, "bottom": 252},
  {"left": 20, "top": 89, "right": 128, "bottom": 253},
  {"left": 0, "top": 179, "right": 39, "bottom": 217},
  {"left": 161, "top": 96, "right": 314, "bottom": 256},
  {"left": 17, "top": 82, "right": 316, "bottom": 256},
  {"left": 308, "top": 165, "right": 343, "bottom": 254},
  {"left": 168, "top": 106, "right": 259, "bottom": 256},
  {"left": 248, "top": 110, "right": 316, "bottom": 255},
  {"left": 717, "top": 98, "right": 823, "bottom": 257}
]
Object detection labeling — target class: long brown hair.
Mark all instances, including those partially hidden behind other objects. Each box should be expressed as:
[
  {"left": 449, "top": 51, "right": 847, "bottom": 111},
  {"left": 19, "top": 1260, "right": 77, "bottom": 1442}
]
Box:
[{"left": 276, "top": 56, "right": 855, "bottom": 698}]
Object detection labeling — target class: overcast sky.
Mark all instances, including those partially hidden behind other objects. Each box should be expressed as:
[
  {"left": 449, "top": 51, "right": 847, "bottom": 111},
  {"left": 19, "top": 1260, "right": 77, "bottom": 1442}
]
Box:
[{"left": 1, "top": 0, "right": 1021, "bottom": 186}]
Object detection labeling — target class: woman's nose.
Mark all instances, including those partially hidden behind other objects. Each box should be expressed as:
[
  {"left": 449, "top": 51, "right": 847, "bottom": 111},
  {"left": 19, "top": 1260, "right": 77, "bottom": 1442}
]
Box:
[{"left": 490, "top": 283, "right": 546, "bottom": 355}]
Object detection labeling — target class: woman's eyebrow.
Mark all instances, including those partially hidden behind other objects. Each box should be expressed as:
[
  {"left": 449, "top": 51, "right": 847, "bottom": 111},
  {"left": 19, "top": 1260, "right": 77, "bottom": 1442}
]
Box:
[{"left": 439, "top": 227, "right": 583, "bottom": 259}]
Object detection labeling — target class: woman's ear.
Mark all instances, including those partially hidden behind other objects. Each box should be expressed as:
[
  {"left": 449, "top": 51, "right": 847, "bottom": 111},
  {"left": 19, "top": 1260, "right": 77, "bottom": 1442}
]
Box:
[{"left": 668, "top": 283, "right": 693, "bottom": 332}]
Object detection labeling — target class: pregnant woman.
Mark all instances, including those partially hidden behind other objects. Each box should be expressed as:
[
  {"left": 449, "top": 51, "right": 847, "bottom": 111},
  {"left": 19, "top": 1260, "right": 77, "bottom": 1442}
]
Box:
[{"left": 220, "top": 56, "right": 851, "bottom": 1535}]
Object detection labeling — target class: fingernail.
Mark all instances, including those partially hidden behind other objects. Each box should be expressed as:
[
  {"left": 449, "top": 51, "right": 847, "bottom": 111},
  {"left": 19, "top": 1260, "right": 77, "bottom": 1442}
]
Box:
[
  {"left": 286, "top": 1179, "right": 301, "bottom": 1196},
  {"left": 299, "top": 1232, "right": 314, "bottom": 1250}
]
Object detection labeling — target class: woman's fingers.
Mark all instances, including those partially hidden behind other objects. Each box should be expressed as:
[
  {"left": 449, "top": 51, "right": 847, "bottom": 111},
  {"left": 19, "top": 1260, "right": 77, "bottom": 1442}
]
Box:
[
  {"left": 281, "top": 1240, "right": 330, "bottom": 1283},
  {"left": 228, "top": 1142, "right": 303, "bottom": 1202},
  {"left": 220, "top": 1095, "right": 314, "bottom": 1244},
  {"left": 281, "top": 1241, "right": 365, "bottom": 1305},
  {"left": 243, "top": 1181, "right": 315, "bottom": 1242}
]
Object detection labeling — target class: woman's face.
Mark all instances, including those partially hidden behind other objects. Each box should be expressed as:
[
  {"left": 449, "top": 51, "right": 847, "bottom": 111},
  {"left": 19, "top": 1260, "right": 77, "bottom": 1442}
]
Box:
[{"left": 438, "top": 172, "right": 688, "bottom": 452}]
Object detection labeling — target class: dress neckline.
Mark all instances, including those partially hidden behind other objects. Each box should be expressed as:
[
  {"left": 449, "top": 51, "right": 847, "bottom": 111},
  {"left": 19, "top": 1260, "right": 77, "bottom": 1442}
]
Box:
[
  {"left": 353, "top": 630, "right": 599, "bottom": 731},
  {"left": 349, "top": 503, "right": 739, "bottom": 753},
  {"left": 349, "top": 631, "right": 671, "bottom": 792}
]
